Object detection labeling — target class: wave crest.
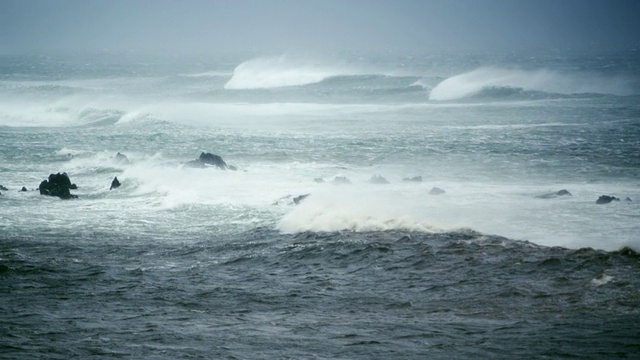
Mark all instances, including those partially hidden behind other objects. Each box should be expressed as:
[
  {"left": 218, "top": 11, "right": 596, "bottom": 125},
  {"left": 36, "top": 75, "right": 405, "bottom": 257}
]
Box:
[
  {"left": 224, "top": 55, "right": 355, "bottom": 90},
  {"left": 429, "top": 67, "right": 634, "bottom": 101},
  {"left": 277, "top": 188, "right": 442, "bottom": 234}
]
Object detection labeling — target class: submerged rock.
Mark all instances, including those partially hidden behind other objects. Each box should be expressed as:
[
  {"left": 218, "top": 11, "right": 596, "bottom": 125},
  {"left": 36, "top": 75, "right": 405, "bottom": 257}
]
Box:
[
  {"left": 114, "top": 152, "right": 129, "bottom": 164},
  {"left": 536, "top": 189, "right": 572, "bottom": 199},
  {"left": 272, "top": 194, "right": 310, "bottom": 206},
  {"left": 38, "top": 173, "right": 78, "bottom": 199},
  {"left": 314, "top": 177, "right": 325, "bottom": 183},
  {"left": 333, "top": 176, "right": 351, "bottom": 184},
  {"left": 185, "top": 152, "right": 228, "bottom": 169},
  {"left": 596, "top": 195, "right": 620, "bottom": 204},
  {"left": 293, "top": 194, "right": 310, "bottom": 205},
  {"left": 369, "top": 175, "right": 389, "bottom": 184},
  {"left": 402, "top": 176, "right": 423, "bottom": 183},
  {"left": 429, "top": 187, "right": 446, "bottom": 195},
  {"left": 110, "top": 176, "right": 121, "bottom": 190}
]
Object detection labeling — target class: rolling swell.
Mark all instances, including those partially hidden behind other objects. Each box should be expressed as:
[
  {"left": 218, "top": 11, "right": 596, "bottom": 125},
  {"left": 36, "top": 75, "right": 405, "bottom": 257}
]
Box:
[
  {"left": 1, "top": 228, "right": 638, "bottom": 358},
  {"left": 429, "top": 67, "right": 637, "bottom": 101}
]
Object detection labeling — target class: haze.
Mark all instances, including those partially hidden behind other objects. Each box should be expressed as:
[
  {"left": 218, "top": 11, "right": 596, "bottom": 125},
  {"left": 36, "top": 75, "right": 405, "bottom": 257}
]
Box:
[{"left": 1, "top": 0, "right": 639, "bottom": 55}]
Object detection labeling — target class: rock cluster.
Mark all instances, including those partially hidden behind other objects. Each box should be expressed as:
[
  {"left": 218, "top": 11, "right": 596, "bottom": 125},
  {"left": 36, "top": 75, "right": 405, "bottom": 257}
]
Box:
[
  {"left": 185, "top": 152, "right": 236, "bottom": 170},
  {"left": 38, "top": 173, "right": 78, "bottom": 199}
]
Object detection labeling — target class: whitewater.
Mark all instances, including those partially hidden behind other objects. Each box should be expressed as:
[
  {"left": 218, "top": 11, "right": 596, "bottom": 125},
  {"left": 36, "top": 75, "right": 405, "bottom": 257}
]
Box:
[{"left": 1, "top": 51, "right": 639, "bottom": 358}]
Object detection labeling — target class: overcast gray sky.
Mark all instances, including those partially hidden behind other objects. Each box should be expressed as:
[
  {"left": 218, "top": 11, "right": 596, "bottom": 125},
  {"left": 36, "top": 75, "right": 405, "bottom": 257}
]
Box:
[{"left": 1, "top": 0, "right": 638, "bottom": 55}]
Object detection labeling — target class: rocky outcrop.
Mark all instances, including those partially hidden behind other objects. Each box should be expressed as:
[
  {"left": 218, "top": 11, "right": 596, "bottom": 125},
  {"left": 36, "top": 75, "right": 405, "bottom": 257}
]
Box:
[
  {"left": 596, "top": 195, "right": 620, "bottom": 204},
  {"left": 293, "top": 194, "right": 310, "bottom": 205},
  {"left": 272, "top": 194, "right": 310, "bottom": 206},
  {"left": 369, "top": 175, "right": 389, "bottom": 184},
  {"left": 402, "top": 176, "right": 423, "bottom": 182},
  {"left": 20, "top": 187, "right": 27, "bottom": 192},
  {"left": 429, "top": 187, "right": 446, "bottom": 195},
  {"left": 333, "top": 176, "right": 351, "bottom": 184},
  {"left": 536, "top": 189, "right": 572, "bottom": 199},
  {"left": 185, "top": 152, "right": 229, "bottom": 169},
  {"left": 0, "top": 185, "right": 7, "bottom": 191},
  {"left": 114, "top": 152, "right": 129, "bottom": 164},
  {"left": 38, "top": 173, "right": 78, "bottom": 199},
  {"left": 110, "top": 176, "right": 121, "bottom": 190}
]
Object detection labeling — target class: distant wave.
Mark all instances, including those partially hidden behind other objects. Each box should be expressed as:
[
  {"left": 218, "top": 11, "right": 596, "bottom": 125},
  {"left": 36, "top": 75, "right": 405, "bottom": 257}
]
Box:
[
  {"left": 224, "top": 55, "right": 360, "bottom": 90},
  {"left": 178, "top": 71, "right": 232, "bottom": 78},
  {"left": 429, "top": 67, "right": 635, "bottom": 101},
  {"left": 0, "top": 103, "right": 125, "bottom": 127}
]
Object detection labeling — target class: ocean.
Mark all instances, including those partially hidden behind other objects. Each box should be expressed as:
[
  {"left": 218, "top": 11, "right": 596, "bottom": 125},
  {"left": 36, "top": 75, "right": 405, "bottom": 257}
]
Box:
[{"left": 1, "top": 50, "right": 639, "bottom": 358}]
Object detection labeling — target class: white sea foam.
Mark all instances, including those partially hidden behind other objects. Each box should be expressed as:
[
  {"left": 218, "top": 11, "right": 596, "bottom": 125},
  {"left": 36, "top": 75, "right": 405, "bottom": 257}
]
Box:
[
  {"left": 55, "top": 148, "right": 89, "bottom": 157},
  {"left": 277, "top": 187, "right": 443, "bottom": 233},
  {"left": 275, "top": 180, "right": 640, "bottom": 251},
  {"left": 591, "top": 274, "right": 614, "bottom": 286},
  {"left": 429, "top": 67, "right": 634, "bottom": 100}
]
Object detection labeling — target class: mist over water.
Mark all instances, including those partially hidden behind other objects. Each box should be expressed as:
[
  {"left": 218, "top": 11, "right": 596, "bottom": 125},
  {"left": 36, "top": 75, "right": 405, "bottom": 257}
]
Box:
[
  {"left": 1, "top": 51, "right": 639, "bottom": 252},
  {"left": 2, "top": 1, "right": 640, "bottom": 358}
]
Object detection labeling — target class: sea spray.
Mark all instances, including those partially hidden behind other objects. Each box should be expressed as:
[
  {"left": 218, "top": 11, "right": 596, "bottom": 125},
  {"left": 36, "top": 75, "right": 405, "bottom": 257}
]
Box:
[
  {"left": 429, "top": 67, "right": 635, "bottom": 100},
  {"left": 224, "top": 54, "right": 358, "bottom": 89}
]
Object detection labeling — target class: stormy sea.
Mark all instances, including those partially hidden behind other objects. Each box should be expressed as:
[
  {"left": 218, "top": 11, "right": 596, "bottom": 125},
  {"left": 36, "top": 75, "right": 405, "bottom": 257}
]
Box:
[{"left": 1, "top": 50, "right": 639, "bottom": 359}]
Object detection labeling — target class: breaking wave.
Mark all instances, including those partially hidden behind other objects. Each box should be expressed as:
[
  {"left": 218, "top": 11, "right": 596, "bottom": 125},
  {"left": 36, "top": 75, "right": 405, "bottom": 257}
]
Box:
[
  {"left": 224, "top": 55, "right": 361, "bottom": 90},
  {"left": 429, "top": 67, "right": 635, "bottom": 101}
]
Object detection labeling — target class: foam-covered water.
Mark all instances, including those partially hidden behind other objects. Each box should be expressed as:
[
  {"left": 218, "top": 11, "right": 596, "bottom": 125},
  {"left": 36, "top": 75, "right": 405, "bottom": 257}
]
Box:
[{"left": 1, "top": 51, "right": 639, "bottom": 358}]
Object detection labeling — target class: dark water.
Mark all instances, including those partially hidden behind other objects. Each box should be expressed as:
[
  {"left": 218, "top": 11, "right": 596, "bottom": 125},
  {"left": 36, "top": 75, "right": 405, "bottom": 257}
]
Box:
[
  {"left": 2, "top": 50, "right": 640, "bottom": 358},
  {"left": 2, "top": 229, "right": 639, "bottom": 359}
]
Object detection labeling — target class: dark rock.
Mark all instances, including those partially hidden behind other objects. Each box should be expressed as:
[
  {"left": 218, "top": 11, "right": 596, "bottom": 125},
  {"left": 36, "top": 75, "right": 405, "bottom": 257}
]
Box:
[
  {"left": 617, "top": 246, "right": 639, "bottom": 258},
  {"left": 429, "top": 187, "right": 446, "bottom": 195},
  {"left": 185, "top": 152, "right": 228, "bottom": 169},
  {"left": 69, "top": 184, "right": 78, "bottom": 190},
  {"left": 333, "top": 176, "right": 351, "bottom": 184},
  {"left": 314, "top": 177, "right": 325, "bottom": 183},
  {"left": 38, "top": 173, "right": 78, "bottom": 199},
  {"left": 228, "top": 165, "right": 238, "bottom": 171},
  {"left": 20, "top": 187, "right": 27, "bottom": 192},
  {"left": 272, "top": 194, "right": 309, "bottom": 206},
  {"left": 625, "top": 197, "right": 632, "bottom": 202},
  {"left": 536, "top": 189, "right": 572, "bottom": 199},
  {"left": 369, "top": 175, "right": 389, "bottom": 184},
  {"left": 110, "top": 176, "right": 121, "bottom": 190},
  {"left": 114, "top": 152, "right": 129, "bottom": 164},
  {"left": 596, "top": 195, "right": 620, "bottom": 204},
  {"left": 0, "top": 185, "right": 7, "bottom": 191},
  {"left": 293, "top": 194, "right": 310, "bottom": 205},
  {"left": 402, "top": 176, "right": 423, "bottom": 182},
  {"left": 0, "top": 264, "right": 8, "bottom": 273}
]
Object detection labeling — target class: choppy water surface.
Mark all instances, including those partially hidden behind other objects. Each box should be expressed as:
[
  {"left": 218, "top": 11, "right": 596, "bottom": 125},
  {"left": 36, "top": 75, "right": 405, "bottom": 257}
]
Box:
[{"left": 1, "top": 51, "right": 639, "bottom": 358}]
